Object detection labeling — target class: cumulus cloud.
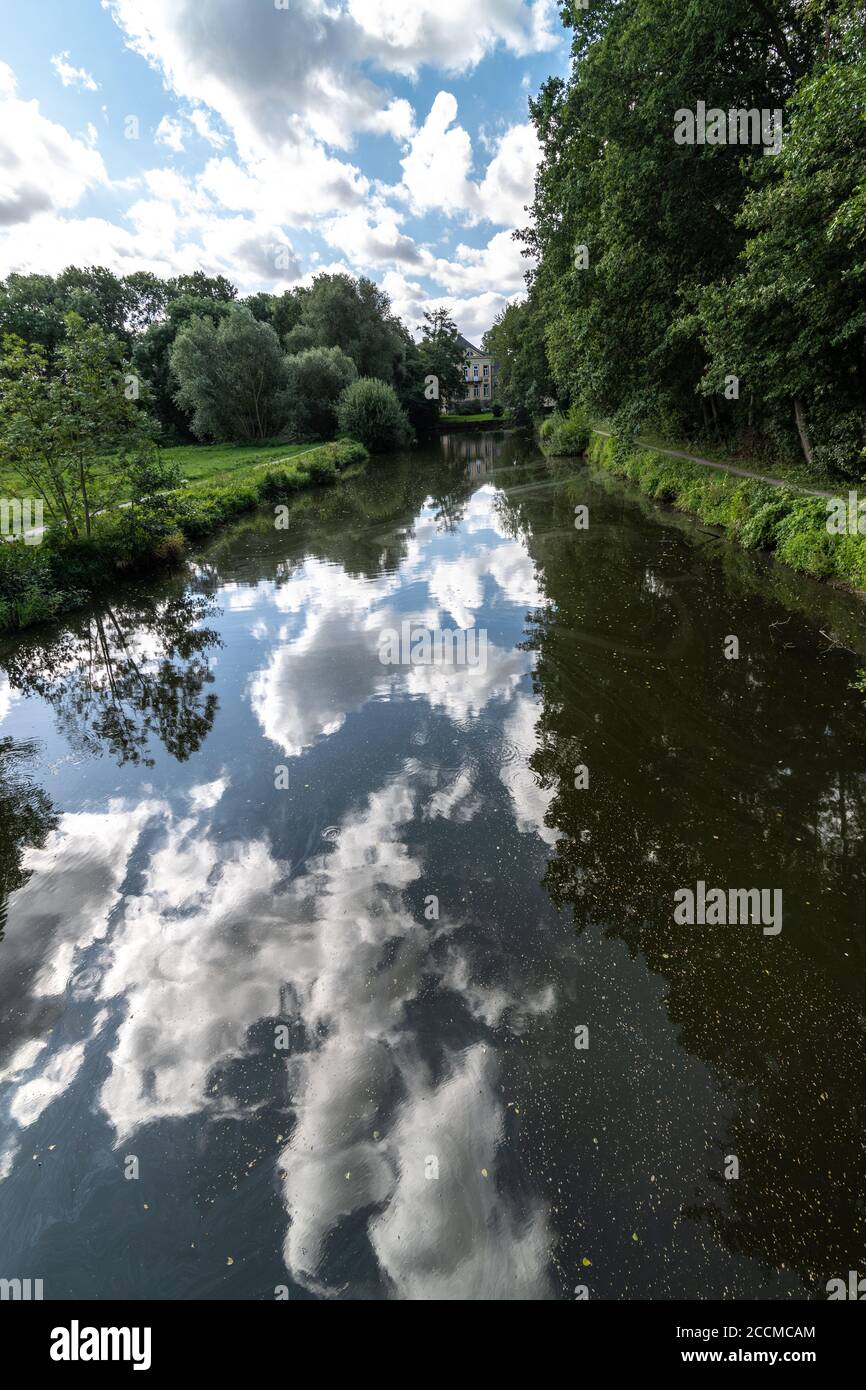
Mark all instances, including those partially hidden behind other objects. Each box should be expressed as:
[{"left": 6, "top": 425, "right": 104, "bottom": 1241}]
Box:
[{"left": 0, "top": 62, "right": 107, "bottom": 226}]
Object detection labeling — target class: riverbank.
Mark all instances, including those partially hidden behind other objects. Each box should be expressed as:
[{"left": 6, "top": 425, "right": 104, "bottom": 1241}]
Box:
[
  {"left": 0, "top": 438, "right": 367, "bottom": 634},
  {"left": 587, "top": 431, "right": 866, "bottom": 597}
]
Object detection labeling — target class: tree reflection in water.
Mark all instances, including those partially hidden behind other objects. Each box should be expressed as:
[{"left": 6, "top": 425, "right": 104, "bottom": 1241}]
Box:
[{"left": 0, "top": 590, "right": 222, "bottom": 767}]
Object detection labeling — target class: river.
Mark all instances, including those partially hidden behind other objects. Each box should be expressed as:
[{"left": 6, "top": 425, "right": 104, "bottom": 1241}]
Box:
[{"left": 0, "top": 430, "right": 864, "bottom": 1300}]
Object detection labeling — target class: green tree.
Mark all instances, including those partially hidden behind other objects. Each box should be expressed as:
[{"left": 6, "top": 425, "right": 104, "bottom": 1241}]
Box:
[
  {"left": 0, "top": 313, "right": 156, "bottom": 537},
  {"left": 417, "top": 308, "right": 465, "bottom": 421},
  {"left": 132, "top": 294, "right": 235, "bottom": 440},
  {"left": 483, "top": 291, "right": 555, "bottom": 423},
  {"left": 680, "top": 2, "right": 866, "bottom": 476},
  {"left": 336, "top": 377, "right": 414, "bottom": 453},
  {"left": 284, "top": 273, "right": 407, "bottom": 381},
  {"left": 284, "top": 345, "right": 358, "bottom": 440},
  {"left": 170, "top": 305, "right": 291, "bottom": 442}
]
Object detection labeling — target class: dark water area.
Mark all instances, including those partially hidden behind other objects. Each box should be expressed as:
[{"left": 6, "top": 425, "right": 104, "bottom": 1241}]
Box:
[{"left": 0, "top": 431, "right": 865, "bottom": 1301}]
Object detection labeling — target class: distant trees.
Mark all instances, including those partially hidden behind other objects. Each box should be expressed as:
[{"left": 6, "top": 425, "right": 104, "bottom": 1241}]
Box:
[
  {"left": 284, "top": 273, "right": 407, "bottom": 381},
  {"left": 416, "top": 308, "right": 465, "bottom": 421},
  {"left": 0, "top": 264, "right": 477, "bottom": 451},
  {"left": 170, "top": 306, "right": 290, "bottom": 442}
]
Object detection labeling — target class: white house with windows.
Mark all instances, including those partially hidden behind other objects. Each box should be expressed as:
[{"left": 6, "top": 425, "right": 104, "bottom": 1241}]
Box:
[{"left": 455, "top": 334, "right": 498, "bottom": 405}]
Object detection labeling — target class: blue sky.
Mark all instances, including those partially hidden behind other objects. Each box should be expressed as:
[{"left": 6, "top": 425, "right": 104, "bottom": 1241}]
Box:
[{"left": 0, "top": 0, "right": 571, "bottom": 342}]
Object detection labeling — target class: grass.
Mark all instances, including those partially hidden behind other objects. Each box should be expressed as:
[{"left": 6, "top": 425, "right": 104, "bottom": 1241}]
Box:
[
  {"left": 587, "top": 432, "right": 866, "bottom": 594},
  {"left": 160, "top": 440, "right": 317, "bottom": 489},
  {"left": 0, "top": 439, "right": 368, "bottom": 633},
  {"left": 0, "top": 439, "right": 319, "bottom": 507}
]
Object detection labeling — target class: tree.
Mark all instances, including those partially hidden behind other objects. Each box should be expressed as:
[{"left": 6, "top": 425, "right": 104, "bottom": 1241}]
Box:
[
  {"left": 681, "top": 2, "right": 866, "bottom": 476},
  {"left": 417, "top": 308, "right": 465, "bottom": 420},
  {"left": 170, "top": 305, "right": 291, "bottom": 442},
  {"left": 525, "top": 0, "right": 836, "bottom": 452},
  {"left": 483, "top": 292, "right": 555, "bottom": 423},
  {"left": 284, "top": 346, "right": 357, "bottom": 440},
  {"left": 132, "top": 294, "right": 235, "bottom": 440},
  {"left": 336, "top": 377, "right": 414, "bottom": 453},
  {"left": 284, "top": 273, "right": 406, "bottom": 381},
  {"left": 0, "top": 313, "right": 156, "bottom": 537}
]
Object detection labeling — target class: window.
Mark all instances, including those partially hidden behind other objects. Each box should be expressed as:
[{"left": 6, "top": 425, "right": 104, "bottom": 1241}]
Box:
[
  {"left": 483, "top": 364, "right": 489, "bottom": 378},
  {"left": 483, "top": 383, "right": 490, "bottom": 397},
  {"left": 474, "top": 386, "right": 479, "bottom": 398},
  {"left": 464, "top": 366, "right": 470, "bottom": 381},
  {"left": 473, "top": 365, "right": 479, "bottom": 380}
]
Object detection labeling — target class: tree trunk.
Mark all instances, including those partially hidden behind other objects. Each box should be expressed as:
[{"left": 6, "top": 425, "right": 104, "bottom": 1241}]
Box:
[{"left": 793, "top": 397, "right": 814, "bottom": 467}]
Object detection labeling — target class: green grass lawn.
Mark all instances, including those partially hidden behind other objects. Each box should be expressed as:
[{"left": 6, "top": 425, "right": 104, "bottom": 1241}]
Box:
[
  {"left": 0, "top": 439, "right": 320, "bottom": 506},
  {"left": 160, "top": 439, "right": 318, "bottom": 488},
  {"left": 441, "top": 412, "right": 497, "bottom": 423}
]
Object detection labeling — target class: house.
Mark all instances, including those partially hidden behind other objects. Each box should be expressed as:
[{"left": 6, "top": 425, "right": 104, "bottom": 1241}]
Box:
[{"left": 455, "top": 334, "right": 497, "bottom": 405}]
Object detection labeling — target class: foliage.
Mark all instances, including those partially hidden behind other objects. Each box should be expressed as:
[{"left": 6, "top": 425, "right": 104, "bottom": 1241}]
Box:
[
  {"left": 284, "top": 273, "right": 407, "bottom": 381},
  {"left": 284, "top": 345, "right": 357, "bottom": 440},
  {"left": 525, "top": 0, "right": 864, "bottom": 477},
  {"left": 170, "top": 306, "right": 291, "bottom": 442},
  {"left": 0, "top": 313, "right": 156, "bottom": 537},
  {"left": 539, "top": 404, "right": 591, "bottom": 456},
  {"left": 483, "top": 289, "right": 556, "bottom": 424},
  {"left": 335, "top": 377, "right": 414, "bottom": 452}
]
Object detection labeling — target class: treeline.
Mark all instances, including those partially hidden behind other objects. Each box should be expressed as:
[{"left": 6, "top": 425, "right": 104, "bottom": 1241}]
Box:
[
  {"left": 486, "top": 0, "right": 865, "bottom": 481},
  {"left": 0, "top": 266, "right": 466, "bottom": 447}
]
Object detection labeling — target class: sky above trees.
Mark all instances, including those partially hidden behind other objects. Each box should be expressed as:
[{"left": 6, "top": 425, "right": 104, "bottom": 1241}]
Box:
[{"left": 0, "top": 0, "right": 570, "bottom": 341}]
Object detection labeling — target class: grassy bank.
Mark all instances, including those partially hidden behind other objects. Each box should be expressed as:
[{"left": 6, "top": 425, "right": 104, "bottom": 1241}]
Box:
[
  {"left": 0, "top": 439, "right": 317, "bottom": 505},
  {"left": 0, "top": 439, "right": 367, "bottom": 633},
  {"left": 587, "top": 432, "right": 866, "bottom": 595}
]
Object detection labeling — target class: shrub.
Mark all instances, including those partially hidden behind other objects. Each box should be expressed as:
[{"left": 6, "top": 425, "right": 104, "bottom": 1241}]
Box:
[
  {"left": 539, "top": 404, "right": 591, "bottom": 456},
  {"left": 335, "top": 377, "right": 414, "bottom": 453},
  {"left": 284, "top": 346, "right": 358, "bottom": 440}
]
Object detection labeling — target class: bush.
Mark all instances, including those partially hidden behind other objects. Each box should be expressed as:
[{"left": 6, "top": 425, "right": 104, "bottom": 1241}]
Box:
[
  {"left": 491, "top": 401, "right": 504, "bottom": 418},
  {"left": 539, "top": 404, "right": 591, "bottom": 456},
  {"left": 456, "top": 398, "right": 485, "bottom": 416},
  {"left": 284, "top": 346, "right": 357, "bottom": 441},
  {"left": 335, "top": 377, "right": 414, "bottom": 453}
]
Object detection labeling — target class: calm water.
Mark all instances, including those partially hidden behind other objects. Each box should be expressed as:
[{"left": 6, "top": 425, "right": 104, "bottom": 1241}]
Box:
[{"left": 1, "top": 432, "right": 865, "bottom": 1301}]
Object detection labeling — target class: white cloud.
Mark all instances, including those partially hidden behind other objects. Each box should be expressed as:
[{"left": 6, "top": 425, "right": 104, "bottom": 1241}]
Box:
[
  {"left": 400, "top": 92, "right": 477, "bottom": 218},
  {"left": 50, "top": 51, "right": 99, "bottom": 91},
  {"left": 0, "top": 63, "right": 107, "bottom": 226},
  {"left": 189, "top": 106, "right": 227, "bottom": 148},
  {"left": 154, "top": 114, "right": 185, "bottom": 152}
]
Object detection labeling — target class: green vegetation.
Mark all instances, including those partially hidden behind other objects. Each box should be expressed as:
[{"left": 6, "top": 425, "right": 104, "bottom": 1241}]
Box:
[
  {"left": 588, "top": 433, "right": 866, "bottom": 593},
  {"left": 539, "top": 405, "right": 591, "bottom": 457},
  {"left": 0, "top": 262, "right": 472, "bottom": 632},
  {"left": 336, "top": 377, "right": 414, "bottom": 453},
  {"left": 170, "top": 305, "right": 292, "bottom": 442},
  {"left": 0, "top": 439, "right": 368, "bottom": 632},
  {"left": 516, "top": 0, "right": 865, "bottom": 481}
]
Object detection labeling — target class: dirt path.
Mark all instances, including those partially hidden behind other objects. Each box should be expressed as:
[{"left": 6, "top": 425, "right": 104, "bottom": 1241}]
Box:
[{"left": 591, "top": 428, "right": 835, "bottom": 500}]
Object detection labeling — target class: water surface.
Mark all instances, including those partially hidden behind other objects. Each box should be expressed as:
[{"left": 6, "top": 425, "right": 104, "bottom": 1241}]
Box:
[{"left": 1, "top": 432, "right": 864, "bottom": 1300}]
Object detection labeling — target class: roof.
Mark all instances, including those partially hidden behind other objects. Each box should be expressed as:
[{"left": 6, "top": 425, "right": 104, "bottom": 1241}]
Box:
[{"left": 456, "top": 332, "right": 483, "bottom": 356}]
